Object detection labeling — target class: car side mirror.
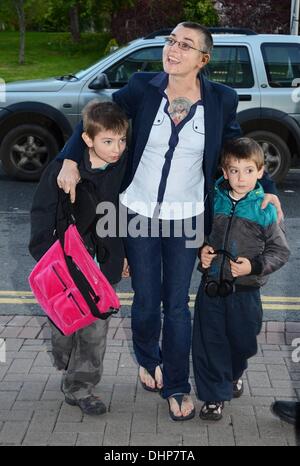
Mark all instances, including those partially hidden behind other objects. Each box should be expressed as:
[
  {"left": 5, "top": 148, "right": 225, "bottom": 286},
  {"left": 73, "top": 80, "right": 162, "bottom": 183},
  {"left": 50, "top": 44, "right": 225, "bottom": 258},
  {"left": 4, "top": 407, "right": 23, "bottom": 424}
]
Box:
[{"left": 88, "top": 73, "right": 111, "bottom": 90}]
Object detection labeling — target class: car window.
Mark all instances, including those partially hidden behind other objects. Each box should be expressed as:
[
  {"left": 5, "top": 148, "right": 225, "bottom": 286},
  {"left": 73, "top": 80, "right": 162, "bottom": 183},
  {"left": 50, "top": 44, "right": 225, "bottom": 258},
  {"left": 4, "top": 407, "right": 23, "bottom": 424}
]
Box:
[
  {"left": 74, "top": 45, "right": 127, "bottom": 79},
  {"left": 203, "top": 46, "right": 254, "bottom": 88},
  {"left": 105, "top": 47, "right": 163, "bottom": 87},
  {"left": 261, "top": 43, "right": 300, "bottom": 87}
]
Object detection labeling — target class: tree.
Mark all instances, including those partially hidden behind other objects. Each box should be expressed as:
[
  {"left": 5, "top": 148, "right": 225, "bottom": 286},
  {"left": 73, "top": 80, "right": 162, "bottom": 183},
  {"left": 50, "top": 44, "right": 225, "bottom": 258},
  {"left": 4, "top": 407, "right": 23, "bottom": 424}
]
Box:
[
  {"left": 69, "top": 1, "right": 81, "bottom": 42},
  {"left": 184, "top": 0, "right": 219, "bottom": 26},
  {"left": 0, "top": 1, "right": 16, "bottom": 30},
  {"left": 110, "top": 0, "right": 222, "bottom": 44},
  {"left": 13, "top": 0, "right": 26, "bottom": 64},
  {"left": 110, "top": 0, "right": 184, "bottom": 43},
  {"left": 0, "top": 0, "right": 52, "bottom": 31},
  {"left": 216, "top": 0, "right": 290, "bottom": 34},
  {"left": 45, "top": 0, "right": 81, "bottom": 41}
]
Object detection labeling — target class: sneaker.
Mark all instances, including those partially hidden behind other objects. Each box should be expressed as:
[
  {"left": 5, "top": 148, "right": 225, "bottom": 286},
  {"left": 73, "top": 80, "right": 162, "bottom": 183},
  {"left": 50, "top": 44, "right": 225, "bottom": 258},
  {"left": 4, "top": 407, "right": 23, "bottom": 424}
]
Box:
[
  {"left": 65, "top": 394, "right": 107, "bottom": 416},
  {"left": 271, "top": 401, "right": 300, "bottom": 426},
  {"left": 199, "top": 401, "right": 224, "bottom": 421},
  {"left": 233, "top": 379, "right": 244, "bottom": 398}
]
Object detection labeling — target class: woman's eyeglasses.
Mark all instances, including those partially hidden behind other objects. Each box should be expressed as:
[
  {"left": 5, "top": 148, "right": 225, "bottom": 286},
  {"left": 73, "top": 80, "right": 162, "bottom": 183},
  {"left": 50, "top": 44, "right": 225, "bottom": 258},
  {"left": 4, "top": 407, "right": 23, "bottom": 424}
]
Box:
[{"left": 164, "top": 37, "right": 208, "bottom": 54}]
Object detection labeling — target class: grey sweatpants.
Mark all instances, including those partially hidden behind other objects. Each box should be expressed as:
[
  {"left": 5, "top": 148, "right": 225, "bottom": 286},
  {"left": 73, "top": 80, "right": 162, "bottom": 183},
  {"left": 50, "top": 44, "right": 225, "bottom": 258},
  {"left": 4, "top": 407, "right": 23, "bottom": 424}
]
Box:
[{"left": 49, "top": 317, "right": 110, "bottom": 399}]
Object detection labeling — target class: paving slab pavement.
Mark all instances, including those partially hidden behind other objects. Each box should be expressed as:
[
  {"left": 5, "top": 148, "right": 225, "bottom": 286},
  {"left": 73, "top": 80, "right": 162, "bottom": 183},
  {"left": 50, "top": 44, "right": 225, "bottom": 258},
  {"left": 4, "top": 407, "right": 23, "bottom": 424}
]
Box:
[{"left": 0, "top": 315, "right": 299, "bottom": 446}]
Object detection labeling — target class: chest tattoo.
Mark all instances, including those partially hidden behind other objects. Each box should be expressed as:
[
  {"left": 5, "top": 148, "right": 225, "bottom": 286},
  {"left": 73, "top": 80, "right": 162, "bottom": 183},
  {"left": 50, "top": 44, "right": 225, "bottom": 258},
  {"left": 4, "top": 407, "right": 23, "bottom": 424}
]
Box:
[{"left": 168, "top": 97, "right": 193, "bottom": 126}]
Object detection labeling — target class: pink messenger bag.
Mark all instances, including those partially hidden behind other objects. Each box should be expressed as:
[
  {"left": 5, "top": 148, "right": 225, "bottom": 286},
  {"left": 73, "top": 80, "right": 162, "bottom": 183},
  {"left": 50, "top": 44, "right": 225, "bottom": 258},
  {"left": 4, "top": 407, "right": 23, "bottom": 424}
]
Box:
[{"left": 29, "top": 217, "right": 120, "bottom": 336}]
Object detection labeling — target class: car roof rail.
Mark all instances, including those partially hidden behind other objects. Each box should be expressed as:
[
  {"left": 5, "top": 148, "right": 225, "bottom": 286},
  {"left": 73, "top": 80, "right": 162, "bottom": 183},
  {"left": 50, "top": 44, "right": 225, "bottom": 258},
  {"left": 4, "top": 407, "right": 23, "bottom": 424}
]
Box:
[
  {"left": 209, "top": 27, "right": 257, "bottom": 35},
  {"left": 144, "top": 29, "right": 172, "bottom": 39},
  {"left": 143, "top": 27, "right": 257, "bottom": 40}
]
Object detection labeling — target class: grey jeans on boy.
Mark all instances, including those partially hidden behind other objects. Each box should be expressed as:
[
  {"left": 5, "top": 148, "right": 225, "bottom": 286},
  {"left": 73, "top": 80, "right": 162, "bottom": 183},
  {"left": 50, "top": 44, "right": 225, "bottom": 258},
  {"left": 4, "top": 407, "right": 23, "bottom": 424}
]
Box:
[{"left": 49, "top": 317, "right": 110, "bottom": 400}]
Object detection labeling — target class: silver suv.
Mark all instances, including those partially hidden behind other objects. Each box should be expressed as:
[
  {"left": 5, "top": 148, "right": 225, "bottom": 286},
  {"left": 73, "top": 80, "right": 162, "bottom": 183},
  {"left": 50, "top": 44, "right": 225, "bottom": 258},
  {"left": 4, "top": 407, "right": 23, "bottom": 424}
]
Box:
[{"left": 1, "top": 28, "right": 300, "bottom": 182}]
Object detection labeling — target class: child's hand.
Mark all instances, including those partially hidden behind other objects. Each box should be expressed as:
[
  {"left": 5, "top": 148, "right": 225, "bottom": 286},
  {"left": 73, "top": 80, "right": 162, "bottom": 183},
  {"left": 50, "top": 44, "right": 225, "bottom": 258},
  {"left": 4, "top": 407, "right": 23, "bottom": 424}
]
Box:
[
  {"left": 201, "top": 245, "right": 217, "bottom": 269},
  {"left": 230, "top": 257, "right": 252, "bottom": 277},
  {"left": 122, "top": 258, "right": 130, "bottom": 278}
]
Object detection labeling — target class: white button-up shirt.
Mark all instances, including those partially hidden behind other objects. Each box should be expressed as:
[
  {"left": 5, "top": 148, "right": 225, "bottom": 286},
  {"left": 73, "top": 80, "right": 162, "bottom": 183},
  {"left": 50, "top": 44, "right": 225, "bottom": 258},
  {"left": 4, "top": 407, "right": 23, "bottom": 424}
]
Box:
[{"left": 120, "top": 96, "right": 205, "bottom": 220}]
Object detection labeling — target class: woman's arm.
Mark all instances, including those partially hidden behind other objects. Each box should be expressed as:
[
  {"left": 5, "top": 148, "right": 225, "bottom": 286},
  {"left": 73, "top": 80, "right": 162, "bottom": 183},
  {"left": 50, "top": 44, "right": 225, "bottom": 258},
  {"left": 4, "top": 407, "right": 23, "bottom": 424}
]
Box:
[
  {"left": 55, "top": 121, "right": 84, "bottom": 202},
  {"left": 56, "top": 74, "right": 138, "bottom": 202},
  {"left": 222, "top": 89, "right": 281, "bottom": 218},
  {"left": 29, "top": 163, "right": 60, "bottom": 260},
  {"left": 222, "top": 91, "right": 242, "bottom": 143},
  {"left": 57, "top": 120, "right": 85, "bottom": 164}
]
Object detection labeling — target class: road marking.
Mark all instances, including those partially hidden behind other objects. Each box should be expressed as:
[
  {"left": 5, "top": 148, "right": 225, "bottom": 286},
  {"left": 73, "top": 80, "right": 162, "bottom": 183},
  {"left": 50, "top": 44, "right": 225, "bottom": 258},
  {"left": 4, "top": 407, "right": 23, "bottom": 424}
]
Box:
[
  {"left": 0, "top": 298, "right": 38, "bottom": 304},
  {"left": 1, "top": 291, "right": 300, "bottom": 301},
  {"left": 260, "top": 297, "right": 300, "bottom": 302},
  {"left": 0, "top": 211, "right": 29, "bottom": 214},
  {"left": 261, "top": 304, "right": 300, "bottom": 310},
  {"left": 0, "top": 292, "right": 300, "bottom": 311}
]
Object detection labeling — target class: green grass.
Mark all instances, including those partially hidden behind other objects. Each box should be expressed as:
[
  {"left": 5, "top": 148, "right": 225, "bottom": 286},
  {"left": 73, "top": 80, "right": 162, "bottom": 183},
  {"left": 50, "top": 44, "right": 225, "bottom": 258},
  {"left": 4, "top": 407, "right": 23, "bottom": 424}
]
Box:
[{"left": 0, "top": 31, "right": 111, "bottom": 82}]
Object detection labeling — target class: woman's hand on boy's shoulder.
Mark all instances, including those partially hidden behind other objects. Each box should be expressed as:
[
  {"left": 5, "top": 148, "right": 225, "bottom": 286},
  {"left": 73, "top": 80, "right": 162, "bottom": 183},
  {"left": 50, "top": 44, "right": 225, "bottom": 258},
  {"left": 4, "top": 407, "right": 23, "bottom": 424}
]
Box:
[{"left": 261, "top": 193, "right": 283, "bottom": 223}]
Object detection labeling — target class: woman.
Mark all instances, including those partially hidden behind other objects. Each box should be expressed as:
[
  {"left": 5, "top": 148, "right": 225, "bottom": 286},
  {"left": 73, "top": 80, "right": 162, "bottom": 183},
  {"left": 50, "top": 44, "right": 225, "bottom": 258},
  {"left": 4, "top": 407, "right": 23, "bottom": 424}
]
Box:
[{"left": 56, "top": 22, "right": 281, "bottom": 420}]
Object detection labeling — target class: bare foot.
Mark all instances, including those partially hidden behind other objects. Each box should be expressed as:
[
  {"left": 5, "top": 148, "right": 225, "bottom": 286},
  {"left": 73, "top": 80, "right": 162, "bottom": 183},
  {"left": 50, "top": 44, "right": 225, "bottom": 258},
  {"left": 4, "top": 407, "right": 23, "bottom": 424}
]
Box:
[
  {"left": 168, "top": 395, "right": 194, "bottom": 418},
  {"left": 154, "top": 365, "right": 163, "bottom": 389},
  {"left": 139, "top": 366, "right": 163, "bottom": 390}
]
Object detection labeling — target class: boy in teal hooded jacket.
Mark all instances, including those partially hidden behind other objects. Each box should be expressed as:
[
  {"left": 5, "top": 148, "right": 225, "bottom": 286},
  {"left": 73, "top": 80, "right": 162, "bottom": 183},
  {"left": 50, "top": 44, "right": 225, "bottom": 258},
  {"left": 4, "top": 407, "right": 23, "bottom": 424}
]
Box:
[{"left": 192, "top": 137, "right": 290, "bottom": 421}]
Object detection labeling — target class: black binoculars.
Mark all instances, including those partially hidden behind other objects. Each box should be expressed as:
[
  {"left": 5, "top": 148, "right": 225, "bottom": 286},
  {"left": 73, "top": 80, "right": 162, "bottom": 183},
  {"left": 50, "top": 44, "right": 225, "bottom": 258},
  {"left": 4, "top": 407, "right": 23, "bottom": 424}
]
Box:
[{"left": 203, "top": 249, "right": 238, "bottom": 298}]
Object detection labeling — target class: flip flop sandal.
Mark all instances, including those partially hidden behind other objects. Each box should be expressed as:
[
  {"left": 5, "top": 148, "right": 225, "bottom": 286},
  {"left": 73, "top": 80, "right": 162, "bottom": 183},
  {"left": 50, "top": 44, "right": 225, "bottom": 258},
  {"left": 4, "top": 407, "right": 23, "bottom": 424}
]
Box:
[
  {"left": 167, "top": 394, "right": 195, "bottom": 421},
  {"left": 139, "top": 366, "right": 161, "bottom": 392}
]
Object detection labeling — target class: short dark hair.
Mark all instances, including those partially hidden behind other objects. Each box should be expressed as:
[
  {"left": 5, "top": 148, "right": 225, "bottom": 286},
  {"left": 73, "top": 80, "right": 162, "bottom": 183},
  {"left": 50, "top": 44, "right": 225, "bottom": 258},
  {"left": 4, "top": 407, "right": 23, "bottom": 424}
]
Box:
[
  {"left": 177, "top": 22, "right": 213, "bottom": 53},
  {"left": 82, "top": 100, "right": 129, "bottom": 139},
  {"left": 221, "top": 137, "right": 264, "bottom": 170}
]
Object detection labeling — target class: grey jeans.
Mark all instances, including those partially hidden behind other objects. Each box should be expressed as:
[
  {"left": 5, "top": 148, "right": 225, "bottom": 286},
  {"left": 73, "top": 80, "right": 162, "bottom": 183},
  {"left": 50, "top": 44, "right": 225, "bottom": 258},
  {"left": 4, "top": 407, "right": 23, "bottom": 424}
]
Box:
[{"left": 49, "top": 317, "right": 110, "bottom": 399}]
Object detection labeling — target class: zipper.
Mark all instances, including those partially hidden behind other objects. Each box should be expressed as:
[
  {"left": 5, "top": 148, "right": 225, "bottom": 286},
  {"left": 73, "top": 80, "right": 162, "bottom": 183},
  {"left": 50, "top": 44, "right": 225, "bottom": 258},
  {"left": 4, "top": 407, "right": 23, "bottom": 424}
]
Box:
[
  {"left": 219, "top": 198, "right": 238, "bottom": 281},
  {"left": 52, "top": 265, "right": 68, "bottom": 291},
  {"left": 68, "top": 292, "right": 86, "bottom": 316}
]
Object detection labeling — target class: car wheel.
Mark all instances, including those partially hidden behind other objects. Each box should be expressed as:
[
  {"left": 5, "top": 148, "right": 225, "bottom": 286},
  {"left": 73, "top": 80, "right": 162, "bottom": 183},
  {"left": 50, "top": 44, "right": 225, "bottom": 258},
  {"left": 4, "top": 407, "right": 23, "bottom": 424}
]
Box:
[
  {"left": 0, "top": 124, "right": 59, "bottom": 181},
  {"left": 246, "top": 131, "right": 291, "bottom": 184}
]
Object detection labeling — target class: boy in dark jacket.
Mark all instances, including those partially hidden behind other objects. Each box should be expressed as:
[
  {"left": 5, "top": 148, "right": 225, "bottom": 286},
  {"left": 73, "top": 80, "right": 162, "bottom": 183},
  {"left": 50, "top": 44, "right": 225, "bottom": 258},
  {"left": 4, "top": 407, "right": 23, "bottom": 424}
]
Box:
[
  {"left": 192, "top": 137, "right": 290, "bottom": 421},
  {"left": 29, "top": 101, "right": 129, "bottom": 415}
]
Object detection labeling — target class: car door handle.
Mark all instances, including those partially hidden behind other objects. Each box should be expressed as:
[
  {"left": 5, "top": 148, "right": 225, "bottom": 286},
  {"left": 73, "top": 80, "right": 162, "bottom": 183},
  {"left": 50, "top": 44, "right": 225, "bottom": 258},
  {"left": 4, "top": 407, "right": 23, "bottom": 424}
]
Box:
[{"left": 238, "top": 95, "right": 252, "bottom": 101}]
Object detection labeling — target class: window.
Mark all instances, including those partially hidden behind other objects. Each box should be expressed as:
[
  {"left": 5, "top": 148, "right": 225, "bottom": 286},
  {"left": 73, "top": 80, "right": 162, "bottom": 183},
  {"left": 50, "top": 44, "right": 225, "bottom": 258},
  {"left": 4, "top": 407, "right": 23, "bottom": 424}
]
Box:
[
  {"left": 105, "top": 47, "right": 163, "bottom": 87},
  {"left": 104, "top": 44, "right": 255, "bottom": 89},
  {"left": 203, "top": 46, "right": 254, "bottom": 88},
  {"left": 262, "top": 43, "right": 300, "bottom": 87}
]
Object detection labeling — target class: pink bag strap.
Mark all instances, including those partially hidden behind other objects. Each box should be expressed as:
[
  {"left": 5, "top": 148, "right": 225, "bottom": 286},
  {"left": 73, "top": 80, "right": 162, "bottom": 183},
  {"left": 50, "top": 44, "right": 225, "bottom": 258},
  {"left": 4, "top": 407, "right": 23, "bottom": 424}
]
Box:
[{"left": 56, "top": 191, "right": 112, "bottom": 320}]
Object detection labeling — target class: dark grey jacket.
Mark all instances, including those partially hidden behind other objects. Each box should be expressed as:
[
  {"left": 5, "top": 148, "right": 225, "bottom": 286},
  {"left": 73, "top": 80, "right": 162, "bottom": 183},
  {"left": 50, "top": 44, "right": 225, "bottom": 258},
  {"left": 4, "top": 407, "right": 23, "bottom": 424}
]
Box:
[
  {"left": 29, "top": 151, "right": 127, "bottom": 284},
  {"left": 203, "top": 177, "right": 290, "bottom": 288}
]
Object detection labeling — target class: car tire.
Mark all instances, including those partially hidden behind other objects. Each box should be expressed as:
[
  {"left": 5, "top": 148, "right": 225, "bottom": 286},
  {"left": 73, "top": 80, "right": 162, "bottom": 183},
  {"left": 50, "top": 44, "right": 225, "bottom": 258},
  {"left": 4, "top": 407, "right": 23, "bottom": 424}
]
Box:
[
  {"left": 246, "top": 130, "right": 291, "bottom": 184},
  {"left": 0, "top": 124, "right": 59, "bottom": 181}
]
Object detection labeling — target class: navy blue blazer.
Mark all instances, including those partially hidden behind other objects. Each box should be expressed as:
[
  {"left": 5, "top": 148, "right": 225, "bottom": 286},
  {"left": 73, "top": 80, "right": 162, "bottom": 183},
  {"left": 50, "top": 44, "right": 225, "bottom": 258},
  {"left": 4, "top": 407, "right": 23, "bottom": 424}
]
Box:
[{"left": 58, "top": 71, "right": 276, "bottom": 235}]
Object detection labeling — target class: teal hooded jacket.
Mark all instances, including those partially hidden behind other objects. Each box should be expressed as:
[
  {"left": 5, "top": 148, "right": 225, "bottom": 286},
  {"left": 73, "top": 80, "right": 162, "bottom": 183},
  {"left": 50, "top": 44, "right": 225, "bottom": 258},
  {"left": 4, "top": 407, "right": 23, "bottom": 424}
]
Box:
[{"left": 203, "top": 177, "right": 290, "bottom": 288}]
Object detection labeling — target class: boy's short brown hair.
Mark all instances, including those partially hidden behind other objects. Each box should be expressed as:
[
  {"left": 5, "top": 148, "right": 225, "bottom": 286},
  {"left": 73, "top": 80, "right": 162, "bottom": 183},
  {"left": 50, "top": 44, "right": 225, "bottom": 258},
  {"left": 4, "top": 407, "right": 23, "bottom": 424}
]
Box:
[
  {"left": 82, "top": 100, "right": 129, "bottom": 139},
  {"left": 221, "top": 137, "right": 265, "bottom": 170}
]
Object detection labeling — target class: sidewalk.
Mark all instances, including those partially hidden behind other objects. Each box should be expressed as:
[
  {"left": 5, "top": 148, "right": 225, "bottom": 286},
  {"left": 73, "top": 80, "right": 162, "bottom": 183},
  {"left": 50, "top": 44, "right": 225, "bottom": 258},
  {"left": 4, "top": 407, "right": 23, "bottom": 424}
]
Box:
[{"left": 0, "top": 314, "right": 299, "bottom": 446}]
